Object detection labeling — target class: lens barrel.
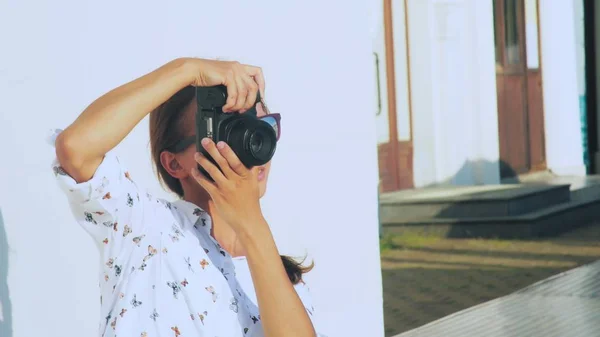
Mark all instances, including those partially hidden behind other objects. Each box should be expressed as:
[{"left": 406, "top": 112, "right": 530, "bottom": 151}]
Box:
[{"left": 225, "top": 118, "right": 277, "bottom": 167}]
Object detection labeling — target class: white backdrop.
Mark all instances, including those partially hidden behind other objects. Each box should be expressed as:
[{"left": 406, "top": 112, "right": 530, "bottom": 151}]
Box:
[{"left": 0, "top": 1, "right": 383, "bottom": 337}]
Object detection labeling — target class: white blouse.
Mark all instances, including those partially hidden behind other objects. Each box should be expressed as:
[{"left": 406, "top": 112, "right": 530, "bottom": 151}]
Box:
[{"left": 48, "top": 129, "right": 324, "bottom": 337}]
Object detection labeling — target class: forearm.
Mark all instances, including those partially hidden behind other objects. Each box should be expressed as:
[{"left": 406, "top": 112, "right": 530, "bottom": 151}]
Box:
[
  {"left": 240, "top": 219, "right": 316, "bottom": 337},
  {"left": 56, "top": 58, "right": 195, "bottom": 182}
]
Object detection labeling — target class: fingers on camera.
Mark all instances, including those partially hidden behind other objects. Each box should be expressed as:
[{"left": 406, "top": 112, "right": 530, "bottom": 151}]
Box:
[{"left": 223, "top": 65, "right": 261, "bottom": 113}]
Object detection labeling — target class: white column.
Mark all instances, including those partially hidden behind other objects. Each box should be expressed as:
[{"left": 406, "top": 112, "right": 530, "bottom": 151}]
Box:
[
  {"left": 408, "top": 0, "right": 500, "bottom": 187},
  {"left": 539, "top": 0, "right": 586, "bottom": 176},
  {"left": 469, "top": 0, "right": 502, "bottom": 185},
  {"left": 406, "top": 0, "right": 437, "bottom": 187}
]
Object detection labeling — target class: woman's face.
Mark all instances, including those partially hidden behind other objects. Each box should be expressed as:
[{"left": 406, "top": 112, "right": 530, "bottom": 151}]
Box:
[
  {"left": 171, "top": 101, "right": 274, "bottom": 199},
  {"left": 252, "top": 102, "right": 273, "bottom": 197}
]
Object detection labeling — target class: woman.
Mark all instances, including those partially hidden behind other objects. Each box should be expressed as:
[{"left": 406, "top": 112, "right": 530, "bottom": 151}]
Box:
[{"left": 50, "top": 58, "right": 322, "bottom": 337}]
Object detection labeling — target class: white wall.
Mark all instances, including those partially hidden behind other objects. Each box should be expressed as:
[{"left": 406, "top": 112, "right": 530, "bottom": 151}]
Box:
[
  {"left": 406, "top": 0, "right": 500, "bottom": 188},
  {"left": 539, "top": 0, "right": 586, "bottom": 176},
  {"left": 0, "top": 1, "right": 384, "bottom": 337},
  {"left": 573, "top": 0, "right": 586, "bottom": 98}
]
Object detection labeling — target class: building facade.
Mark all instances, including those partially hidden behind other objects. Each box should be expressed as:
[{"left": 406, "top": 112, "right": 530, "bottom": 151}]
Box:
[{"left": 374, "top": 0, "right": 590, "bottom": 193}]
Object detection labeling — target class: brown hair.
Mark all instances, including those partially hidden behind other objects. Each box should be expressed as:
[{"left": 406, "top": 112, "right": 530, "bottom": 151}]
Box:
[{"left": 149, "top": 85, "right": 314, "bottom": 284}]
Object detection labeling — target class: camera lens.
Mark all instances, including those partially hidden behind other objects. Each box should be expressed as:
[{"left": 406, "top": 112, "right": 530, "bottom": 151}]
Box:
[
  {"left": 225, "top": 117, "right": 277, "bottom": 167},
  {"left": 250, "top": 133, "right": 264, "bottom": 153}
]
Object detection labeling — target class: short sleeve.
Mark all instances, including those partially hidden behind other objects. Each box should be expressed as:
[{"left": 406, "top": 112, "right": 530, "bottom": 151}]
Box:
[{"left": 49, "top": 129, "right": 152, "bottom": 253}]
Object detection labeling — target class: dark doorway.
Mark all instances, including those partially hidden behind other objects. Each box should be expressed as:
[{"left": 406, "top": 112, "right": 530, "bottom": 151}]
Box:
[
  {"left": 584, "top": 0, "right": 598, "bottom": 174},
  {"left": 493, "top": 0, "right": 546, "bottom": 178}
]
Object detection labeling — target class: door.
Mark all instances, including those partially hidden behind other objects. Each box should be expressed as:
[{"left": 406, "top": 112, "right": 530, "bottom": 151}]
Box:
[
  {"left": 493, "top": 0, "right": 546, "bottom": 178},
  {"left": 378, "top": 0, "right": 414, "bottom": 193}
]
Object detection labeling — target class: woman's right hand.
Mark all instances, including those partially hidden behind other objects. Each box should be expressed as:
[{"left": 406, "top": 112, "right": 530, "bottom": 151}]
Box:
[{"left": 186, "top": 58, "right": 265, "bottom": 113}]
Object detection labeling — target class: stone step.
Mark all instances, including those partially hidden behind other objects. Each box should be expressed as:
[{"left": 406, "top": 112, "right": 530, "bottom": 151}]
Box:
[
  {"left": 380, "top": 184, "right": 571, "bottom": 223},
  {"left": 382, "top": 197, "right": 600, "bottom": 239}
]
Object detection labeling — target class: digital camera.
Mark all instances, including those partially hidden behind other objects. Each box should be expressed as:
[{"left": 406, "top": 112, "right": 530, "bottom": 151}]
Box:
[{"left": 195, "top": 85, "right": 277, "bottom": 179}]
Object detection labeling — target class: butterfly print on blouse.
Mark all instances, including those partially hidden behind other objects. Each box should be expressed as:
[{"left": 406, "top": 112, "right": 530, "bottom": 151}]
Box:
[
  {"left": 230, "top": 297, "right": 239, "bottom": 313},
  {"left": 104, "top": 310, "right": 112, "bottom": 327},
  {"left": 131, "top": 294, "right": 142, "bottom": 308},
  {"left": 126, "top": 193, "right": 134, "bottom": 207},
  {"left": 132, "top": 234, "right": 145, "bottom": 246},
  {"left": 169, "top": 224, "right": 185, "bottom": 242},
  {"left": 185, "top": 257, "right": 194, "bottom": 272},
  {"left": 53, "top": 165, "right": 67, "bottom": 176},
  {"left": 205, "top": 286, "right": 218, "bottom": 302},
  {"left": 167, "top": 281, "right": 182, "bottom": 299},
  {"left": 193, "top": 218, "right": 208, "bottom": 230},
  {"left": 139, "top": 245, "right": 158, "bottom": 271},
  {"left": 84, "top": 212, "right": 98, "bottom": 225},
  {"left": 150, "top": 309, "right": 159, "bottom": 321},
  {"left": 198, "top": 311, "right": 208, "bottom": 325},
  {"left": 212, "top": 242, "right": 227, "bottom": 257},
  {"left": 102, "top": 221, "right": 118, "bottom": 232},
  {"left": 122, "top": 224, "right": 132, "bottom": 237},
  {"left": 93, "top": 177, "right": 109, "bottom": 197},
  {"left": 200, "top": 259, "right": 209, "bottom": 270}
]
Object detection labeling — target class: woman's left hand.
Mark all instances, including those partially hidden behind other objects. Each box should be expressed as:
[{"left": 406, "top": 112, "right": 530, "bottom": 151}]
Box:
[
  {"left": 194, "top": 139, "right": 316, "bottom": 337},
  {"left": 191, "top": 138, "right": 265, "bottom": 233}
]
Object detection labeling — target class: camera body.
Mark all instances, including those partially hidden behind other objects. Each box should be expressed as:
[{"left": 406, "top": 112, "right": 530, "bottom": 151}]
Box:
[{"left": 195, "top": 85, "right": 277, "bottom": 179}]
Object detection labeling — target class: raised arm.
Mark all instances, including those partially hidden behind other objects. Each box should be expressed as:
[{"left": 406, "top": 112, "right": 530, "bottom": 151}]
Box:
[{"left": 56, "top": 58, "right": 265, "bottom": 183}]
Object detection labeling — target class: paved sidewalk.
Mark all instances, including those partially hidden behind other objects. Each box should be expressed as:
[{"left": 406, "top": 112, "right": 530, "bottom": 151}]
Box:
[
  {"left": 396, "top": 259, "right": 600, "bottom": 337},
  {"left": 380, "top": 223, "right": 600, "bottom": 336}
]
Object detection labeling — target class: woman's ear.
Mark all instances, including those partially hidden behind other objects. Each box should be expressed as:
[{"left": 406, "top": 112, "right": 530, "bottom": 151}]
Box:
[{"left": 160, "top": 151, "right": 188, "bottom": 179}]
